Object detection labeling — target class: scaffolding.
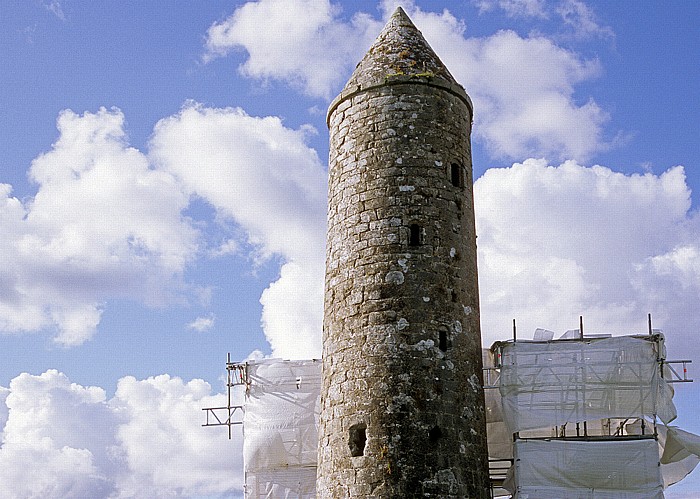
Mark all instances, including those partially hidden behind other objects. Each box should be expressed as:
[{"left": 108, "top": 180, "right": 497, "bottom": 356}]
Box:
[
  {"left": 204, "top": 320, "right": 697, "bottom": 498},
  {"left": 204, "top": 357, "right": 321, "bottom": 498},
  {"left": 484, "top": 319, "right": 696, "bottom": 498},
  {"left": 202, "top": 353, "right": 247, "bottom": 439}
]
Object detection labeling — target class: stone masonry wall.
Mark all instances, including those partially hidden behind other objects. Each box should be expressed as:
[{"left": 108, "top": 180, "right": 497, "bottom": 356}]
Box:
[{"left": 317, "top": 76, "right": 490, "bottom": 498}]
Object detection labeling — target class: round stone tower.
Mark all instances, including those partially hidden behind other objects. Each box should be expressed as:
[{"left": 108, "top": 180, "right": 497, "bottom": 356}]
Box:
[{"left": 318, "top": 7, "right": 490, "bottom": 498}]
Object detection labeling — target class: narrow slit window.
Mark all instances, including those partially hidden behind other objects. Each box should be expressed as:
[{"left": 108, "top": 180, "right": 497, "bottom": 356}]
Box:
[
  {"left": 439, "top": 330, "right": 448, "bottom": 352},
  {"left": 450, "top": 163, "right": 463, "bottom": 188},
  {"left": 409, "top": 224, "right": 421, "bottom": 246},
  {"left": 349, "top": 423, "right": 367, "bottom": 457}
]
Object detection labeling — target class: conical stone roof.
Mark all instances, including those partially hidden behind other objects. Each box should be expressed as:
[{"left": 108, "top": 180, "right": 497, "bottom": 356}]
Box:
[
  {"left": 328, "top": 7, "right": 470, "bottom": 125},
  {"left": 344, "top": 6, "right": 458, "bottom": 90}
]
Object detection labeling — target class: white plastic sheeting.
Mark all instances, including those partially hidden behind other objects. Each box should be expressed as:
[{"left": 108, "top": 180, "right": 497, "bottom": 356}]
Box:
[
  {"left": 498, "top": 336, "right": 676, "bottom": 433},
  {"left": 243, "top": 359, "right": 321, "bottom": 499},
  {"left": 659, "top": 426, "right": 700, "bottom": 488},
  {"left": 232, "top": 343, "right": 698, "bottom": 497},
  {"left": 483, "top": 348, "right": 513, "bottom": 461},
  {"left": 509, "top": 438, "right": 664, "bottom": 498}
]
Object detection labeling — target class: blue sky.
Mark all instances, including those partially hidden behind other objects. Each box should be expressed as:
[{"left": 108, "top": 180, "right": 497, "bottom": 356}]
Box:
[{"left": 0, "top": 0, "right": 699, "bottom": 496}]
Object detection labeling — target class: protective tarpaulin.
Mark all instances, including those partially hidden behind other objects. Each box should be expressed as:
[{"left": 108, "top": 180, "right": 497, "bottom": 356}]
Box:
[
  {"left": 498, "top": 336, "right": 676, "bottom": 433},
  {"left": 510, "top": 438, "right": 664, "bottom": 498},
  {"left": 245, "top": 468, "right": 318, "bottom": 499},
  {"left": 243, "top": 359, "right": 321, "bottom": 499},
  {"left": 659, "top": 426, "right": 700, "bottom": 488},
  {"left": 484, "top": 348, "right": 513, "bottom": 460}
]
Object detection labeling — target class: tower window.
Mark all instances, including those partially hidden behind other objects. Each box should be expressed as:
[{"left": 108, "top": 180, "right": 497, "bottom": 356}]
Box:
[
  {"left": 429, "top": 425, "right": 443, "bottom": 443},
  {"left": 409, "top": 224, "right": 421, "bottom": 246},
  {"left": 450, "top": 163, "right": 463, "bottom": 188},
  {"left": 348, "top": 423, "right": 367, "bottom": 457},
  {"left": 439, "top": 330, "right": 448, "bottom": 352}
]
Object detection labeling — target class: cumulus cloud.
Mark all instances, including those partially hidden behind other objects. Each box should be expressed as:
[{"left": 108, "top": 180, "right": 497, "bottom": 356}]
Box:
[
  {"left": 404, "top": 6, "right": 608, "bottom": 161},
  {"left": 111, "top": 374, "right": 241, "bottom": 496},
  {"left": 149, "top": 103, "right": 326, "bottom": 359},
  {"left": 0, "top": 387, "right": 10, "bottom": 448},
  {"left": 0, "top": 370, "right": 117, "bottom": 497},
  {"left": 260, "top": 261, "right": 324, "bottom": 357},
  {"left": 204, "top": 0, "right": 382, "bottom": 99},
  {"left": 633, "top": 242, "right": 700, "bottom": 345},
  {"left": 0, "top": 102, "right": 326, "bottom": 355},
  {"left": 0, "top": 108, "right": 198, "bottom": 345},
  {"left": 0, "top": 370, "right": 241, "bottom": 498},
  {"left": 474, "top": 159, "right": 700, "bottom": 361}
]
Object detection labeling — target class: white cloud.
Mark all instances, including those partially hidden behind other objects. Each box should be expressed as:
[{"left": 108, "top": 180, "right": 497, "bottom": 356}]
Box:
[
  {"left": 474, "top": 159, "right": 700, "bottom": 360},
  {"left": 556, "top": 0, "right": 614, "bottom": 40},
  {"left": 0, "top": 108, "right": 198, "bottom": 345},
  {"left": 150, "top": 103, "right": 327, "bottom": 359},
  {"left": 111, "top": 374, "right": 242, "bottom": 496},
  {"left": 260, "top": 260, "right": 323, "bottom": 358},
  {"left": 632, "top": 242, "right": 700, "bottom": 344},
  {"left": 206, "top": 1, "right": 612, "bottom": 161},
  {"left": 0, "top": 386, "right": 10, "bottom": 447},
  {"left": 473, "top": 0, "right": 548, "bottom": 19},
  {"left": 406, "top": 7, "right": 608, "bottom": 161},
  {"left": 0, "top": 370, "right": 242, "bottom": 498},
  {"left": 204, "top": 0, "right": 382, "bottom": 99},
  {"left": 195, "top": 2, "right": 662, "bottom": 359},
  {"left": 209, "top": 238, "right": 239, "bottom": 257},
  {"left": 0, "top": 102, "right": 326, "bottom": 355},
  {"left": 0, "top": 370, "right": 118, "bottom": 498},
  {"left": 472, "top": 0, "right": 613, "bottom": 40},
  {"left": 187, "top": 313, "right": 215, "bottom": 333}
]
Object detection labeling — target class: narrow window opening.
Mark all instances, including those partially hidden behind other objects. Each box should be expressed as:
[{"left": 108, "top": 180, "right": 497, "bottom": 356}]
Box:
[
  {"left": 409, "top": 224, "right": 421, "bottom": 246},
  {"left": 429, "top": 425, "right": 443, "bottom": 443},
  {"left": 450, "top": 163, "right": 463, "bottom": 188},
  {"left": 450, "top": 290, "right": 458, "bottom": 303},
  {"left": 439, "top": 330, "right": 448, "bottom": 352},
  {"left": 349, "top": 423, "right": 367, "bottom": 457}
]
